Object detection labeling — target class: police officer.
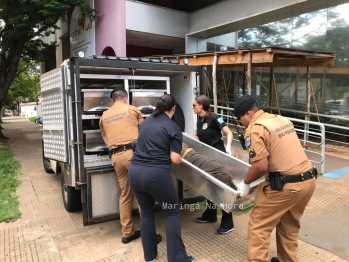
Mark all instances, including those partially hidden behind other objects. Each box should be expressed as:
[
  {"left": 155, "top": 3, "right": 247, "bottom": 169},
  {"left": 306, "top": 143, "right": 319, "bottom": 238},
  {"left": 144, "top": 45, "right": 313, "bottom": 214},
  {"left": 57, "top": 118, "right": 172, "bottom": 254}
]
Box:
[
  {"left": 193, "top": 95, "right": 235, "bottom": 234},
  {"left": 234, "top": 94, "right": 317, "bottom": 262},
  {"left": 99, "top": 87, "right": 143, "bottom": 244}
]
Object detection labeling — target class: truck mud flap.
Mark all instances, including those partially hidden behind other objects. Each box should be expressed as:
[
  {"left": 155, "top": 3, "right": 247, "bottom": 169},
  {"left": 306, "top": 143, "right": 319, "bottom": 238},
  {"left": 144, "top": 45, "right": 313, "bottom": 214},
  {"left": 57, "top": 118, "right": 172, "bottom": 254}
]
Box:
[{"left": 171, "top": 135, "right": 263, "bottom": 213}]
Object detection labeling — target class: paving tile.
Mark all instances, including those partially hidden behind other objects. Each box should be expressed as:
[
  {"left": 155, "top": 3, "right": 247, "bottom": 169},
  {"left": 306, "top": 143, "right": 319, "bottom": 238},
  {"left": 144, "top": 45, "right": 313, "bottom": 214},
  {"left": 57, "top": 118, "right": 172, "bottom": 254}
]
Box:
[{"left": 1, "top": 118, "right": 348, "bottom": 262}]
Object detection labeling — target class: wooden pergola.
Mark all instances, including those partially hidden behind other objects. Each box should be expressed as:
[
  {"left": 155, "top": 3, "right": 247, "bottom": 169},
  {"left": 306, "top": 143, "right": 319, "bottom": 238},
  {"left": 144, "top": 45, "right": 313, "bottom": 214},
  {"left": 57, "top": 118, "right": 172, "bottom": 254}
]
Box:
[{"left": 155, "top": 47, "right": 337, "bottom": 118}]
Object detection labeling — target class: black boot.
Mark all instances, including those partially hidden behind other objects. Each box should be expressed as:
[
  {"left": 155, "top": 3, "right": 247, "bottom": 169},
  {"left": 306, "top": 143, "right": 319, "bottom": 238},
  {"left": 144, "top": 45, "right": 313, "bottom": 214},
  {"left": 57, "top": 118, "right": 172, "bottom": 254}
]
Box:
[{"left": 156, "top": 234, "right": 162, "bottom": 243}]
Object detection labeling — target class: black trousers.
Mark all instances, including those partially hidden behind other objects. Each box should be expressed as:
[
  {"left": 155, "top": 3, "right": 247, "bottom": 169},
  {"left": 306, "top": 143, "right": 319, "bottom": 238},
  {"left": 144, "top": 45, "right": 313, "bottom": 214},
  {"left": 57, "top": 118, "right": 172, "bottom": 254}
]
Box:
[
  {"left": 201, "top": 200, "right": 234, "bottom": 229},
  {"left": 129, "top": 164, "right": 188, "bottom": 262}
]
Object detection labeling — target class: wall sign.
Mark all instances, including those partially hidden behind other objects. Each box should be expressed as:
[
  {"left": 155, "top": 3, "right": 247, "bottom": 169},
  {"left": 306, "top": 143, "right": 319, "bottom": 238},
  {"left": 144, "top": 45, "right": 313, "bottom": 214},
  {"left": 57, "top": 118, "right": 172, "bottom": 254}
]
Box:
[{"left": 70, "top": 0, "right": 95, "bottom": 57}]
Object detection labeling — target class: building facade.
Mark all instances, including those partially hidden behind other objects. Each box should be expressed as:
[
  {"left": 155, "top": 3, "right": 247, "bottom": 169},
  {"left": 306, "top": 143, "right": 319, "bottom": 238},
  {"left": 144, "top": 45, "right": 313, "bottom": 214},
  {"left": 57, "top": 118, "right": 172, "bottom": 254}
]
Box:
[{"left": 42, "top": 0, "right": 349, "bottom": 115}]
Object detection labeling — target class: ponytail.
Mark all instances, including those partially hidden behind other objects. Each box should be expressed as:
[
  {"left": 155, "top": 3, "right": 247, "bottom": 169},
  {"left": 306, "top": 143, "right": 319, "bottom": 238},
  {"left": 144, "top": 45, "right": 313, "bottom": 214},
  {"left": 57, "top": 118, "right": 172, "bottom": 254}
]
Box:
[
  {"left": 152, "top": 94, "right": 176, "bottom": 117},
  {"left": 195, "top": 95, "right": 215, "bottom": 122}
]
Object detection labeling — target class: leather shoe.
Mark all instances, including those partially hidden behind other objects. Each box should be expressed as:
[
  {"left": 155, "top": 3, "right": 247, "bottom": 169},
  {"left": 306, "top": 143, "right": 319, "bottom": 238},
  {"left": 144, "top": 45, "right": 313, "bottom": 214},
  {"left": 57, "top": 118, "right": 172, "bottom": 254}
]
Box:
[
  {"left": 216, "top": 227, "right": 234, "bottom": 234},
  {"left": 122, "top": 230, "right": 141, "bottom": 244},
  {"left": 196, "top": 217, "right": 217, "bottom": 223},
  {"left": 184, "top": 256, "right": 195, "bottom": 262},
  {"left": 156, "top": 234, "right": 162, "bottom": 243}
]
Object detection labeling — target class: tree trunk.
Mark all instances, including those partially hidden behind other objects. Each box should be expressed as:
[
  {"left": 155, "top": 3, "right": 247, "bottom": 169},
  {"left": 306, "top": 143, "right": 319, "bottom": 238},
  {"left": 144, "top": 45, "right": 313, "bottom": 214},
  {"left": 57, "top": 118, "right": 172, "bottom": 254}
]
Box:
[
  {"left": 0, "top": 119, "right": 8, "bottom": 139},
  {"left": 0, "top": 102, "right": 7, "bottom": 139},
  {"left": 0, "top": 129, "right": 8, "bottom": 140},
  {"left": 0, "top": 105, "right": 3, "bottom": 128},
  {"left": 0, "top": 42, "right": 25, "bottom": 140}
]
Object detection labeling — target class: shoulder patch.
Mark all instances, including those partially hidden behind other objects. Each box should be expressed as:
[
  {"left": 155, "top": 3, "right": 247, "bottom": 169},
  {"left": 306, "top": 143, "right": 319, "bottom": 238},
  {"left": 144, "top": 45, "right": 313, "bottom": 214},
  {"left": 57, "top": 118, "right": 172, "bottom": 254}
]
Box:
[
  {"left": 244, "top": 134, "right": 251, "bottom": 147},
  {"left": 217, "top": 117, "right": 224, "bottom": 124},
  {"left": 248, "top": 148, "right": 256, "bottom": 158}
]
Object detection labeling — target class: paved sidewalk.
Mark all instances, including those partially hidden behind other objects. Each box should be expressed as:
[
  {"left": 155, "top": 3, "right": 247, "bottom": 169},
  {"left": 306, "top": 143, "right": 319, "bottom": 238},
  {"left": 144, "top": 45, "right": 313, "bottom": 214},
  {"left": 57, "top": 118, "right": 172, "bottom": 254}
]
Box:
[{"left": 0, "top": 117, "right": 348, "bottom": 262}]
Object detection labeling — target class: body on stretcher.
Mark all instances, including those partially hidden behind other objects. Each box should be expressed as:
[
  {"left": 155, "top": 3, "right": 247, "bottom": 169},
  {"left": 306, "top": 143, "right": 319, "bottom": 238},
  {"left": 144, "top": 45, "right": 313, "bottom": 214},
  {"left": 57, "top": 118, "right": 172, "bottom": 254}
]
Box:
[{"left": 171, "top": 134, "right": 264, "bottom": 213}]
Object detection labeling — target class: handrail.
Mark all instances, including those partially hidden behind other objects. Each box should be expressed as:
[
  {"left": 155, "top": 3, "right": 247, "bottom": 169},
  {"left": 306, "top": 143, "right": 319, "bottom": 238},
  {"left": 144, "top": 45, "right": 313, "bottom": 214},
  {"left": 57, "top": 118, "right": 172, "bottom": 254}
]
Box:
[{"left": 215, "top": 105, "right": 326, "bottom": 173}]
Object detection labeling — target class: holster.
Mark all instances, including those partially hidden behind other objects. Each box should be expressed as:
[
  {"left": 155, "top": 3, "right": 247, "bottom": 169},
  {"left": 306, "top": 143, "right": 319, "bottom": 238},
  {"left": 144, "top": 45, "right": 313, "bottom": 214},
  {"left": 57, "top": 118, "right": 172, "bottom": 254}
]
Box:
[
  {"left": 268, "top": 171, "right": 284, "bottom": 191},
  {"left": 238, "top": 133, "right": 246, "bottom": 150},
  {"left": 313, "top": 166, "right": 318, "bottom": 179}
]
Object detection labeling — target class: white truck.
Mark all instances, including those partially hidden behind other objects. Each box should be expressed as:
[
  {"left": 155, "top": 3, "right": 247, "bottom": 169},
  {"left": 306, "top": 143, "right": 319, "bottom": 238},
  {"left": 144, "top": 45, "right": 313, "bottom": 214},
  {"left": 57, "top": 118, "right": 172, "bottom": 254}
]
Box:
[{"left": 40, "top": 57, "right": 254, "bottom": 226}]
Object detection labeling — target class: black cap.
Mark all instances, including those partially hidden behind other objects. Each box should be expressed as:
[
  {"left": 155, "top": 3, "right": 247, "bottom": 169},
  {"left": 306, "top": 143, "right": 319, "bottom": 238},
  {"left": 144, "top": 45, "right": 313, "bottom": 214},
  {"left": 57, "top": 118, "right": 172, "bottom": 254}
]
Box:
[
  {"left": 234, "top": 95, "right": 257, "bottom": 118},
  {"left": 110, "top": 87, "right": 127, "bottom": 98}
]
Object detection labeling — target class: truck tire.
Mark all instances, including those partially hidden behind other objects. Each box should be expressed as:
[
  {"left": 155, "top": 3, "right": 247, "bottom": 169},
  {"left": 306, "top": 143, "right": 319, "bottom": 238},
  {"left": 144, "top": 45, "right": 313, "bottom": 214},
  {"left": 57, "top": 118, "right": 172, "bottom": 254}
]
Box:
[
  {"left": 61, "top": 175, "right": 82, "bottom": 212},
  {"left": 42, "top": 140, "right": 54, "bottom": 174},
  {"left": 172, "top": 103, "right": 185, "bottom": 132}
]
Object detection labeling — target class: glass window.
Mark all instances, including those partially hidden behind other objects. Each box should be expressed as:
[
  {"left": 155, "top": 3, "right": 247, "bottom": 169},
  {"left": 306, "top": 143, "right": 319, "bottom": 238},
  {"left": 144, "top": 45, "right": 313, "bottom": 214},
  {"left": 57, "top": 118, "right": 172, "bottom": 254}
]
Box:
[
  {"left": 261, "top": 18, "right": 293, "bottom": 48},
  {"left": 238, "top": 26, "right": 262, "bottom": 49},
  {"left": 327, "top": 3, "right": 349, "bottom": 65}
]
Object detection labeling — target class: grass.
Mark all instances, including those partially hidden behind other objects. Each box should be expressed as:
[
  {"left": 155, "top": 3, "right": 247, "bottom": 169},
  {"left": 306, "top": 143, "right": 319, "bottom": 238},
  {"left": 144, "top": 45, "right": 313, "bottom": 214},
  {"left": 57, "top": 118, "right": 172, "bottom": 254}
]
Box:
[
  {"left": 0, "top": 143, "right": 21, "bottom": 223},
  {"left": 233, "top": 202, "right": 254, "bottom": 216},
  {"left": 193, "top": 200, "right": 254, "bottom": 217},
  {"left": 194, "top": 200, "right": 223, "bottom": 215},
  {"left": 28, "top": 117, "right": 36, "bottom": 122}
]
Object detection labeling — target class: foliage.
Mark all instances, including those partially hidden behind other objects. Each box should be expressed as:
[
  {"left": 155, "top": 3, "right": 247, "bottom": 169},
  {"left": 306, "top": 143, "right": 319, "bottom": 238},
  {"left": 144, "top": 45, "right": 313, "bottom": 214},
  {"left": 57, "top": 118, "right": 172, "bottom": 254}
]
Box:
[
  {"left": 233, "top": 202, "right": 254, "bottom": 216},
  {"left": 5, "top": 60, "right": 40, "bottom": 109},
  {"left": 28, "top": 117, "right": 37, "bottom": 122},
  {"left": 0, "top": 143, "right": 21, "bottom": 223},
  {"left": 238, "top": 11, "right": 317, "bottom": 49},
  {"left": 195, "top": 200, "right": 222, "bottom": 215},
  {"left": 0, "top": 0, "right": 98, "bottom": 129},
  {"left": 238, "top": 7, "right": 349, "bottom": 65}
]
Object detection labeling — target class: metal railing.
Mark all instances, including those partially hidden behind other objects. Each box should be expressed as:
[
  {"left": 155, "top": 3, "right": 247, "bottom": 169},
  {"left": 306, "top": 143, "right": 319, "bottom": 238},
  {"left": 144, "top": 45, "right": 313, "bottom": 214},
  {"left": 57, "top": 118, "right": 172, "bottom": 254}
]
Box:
[
  {"left": 214, "top": 105, "right": 327, "bottom": 173},
  {"left": 262, "top": 105, "right": 349, "bottom": 154}
]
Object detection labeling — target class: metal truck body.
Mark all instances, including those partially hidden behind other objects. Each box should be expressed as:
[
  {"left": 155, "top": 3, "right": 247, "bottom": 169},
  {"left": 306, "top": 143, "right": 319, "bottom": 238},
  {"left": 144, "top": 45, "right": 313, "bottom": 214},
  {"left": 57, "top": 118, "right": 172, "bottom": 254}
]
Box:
[{"left": 40, "top": 57, "right": 253, "bottom": 226}]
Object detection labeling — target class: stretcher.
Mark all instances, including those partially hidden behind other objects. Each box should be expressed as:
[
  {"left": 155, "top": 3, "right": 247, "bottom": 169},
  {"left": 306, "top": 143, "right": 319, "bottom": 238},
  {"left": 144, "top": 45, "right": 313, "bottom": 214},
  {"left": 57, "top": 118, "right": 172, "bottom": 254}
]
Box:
[{"left": 171, "top": 134, "right": 264, "bottom": 213}]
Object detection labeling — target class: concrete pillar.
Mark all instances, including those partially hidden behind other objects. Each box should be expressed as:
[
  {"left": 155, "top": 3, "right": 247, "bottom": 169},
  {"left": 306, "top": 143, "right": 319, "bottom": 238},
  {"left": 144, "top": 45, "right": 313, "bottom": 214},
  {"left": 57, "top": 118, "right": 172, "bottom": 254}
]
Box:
[{"left": 95, "top": 0, "right": 126, "bottom": 56}]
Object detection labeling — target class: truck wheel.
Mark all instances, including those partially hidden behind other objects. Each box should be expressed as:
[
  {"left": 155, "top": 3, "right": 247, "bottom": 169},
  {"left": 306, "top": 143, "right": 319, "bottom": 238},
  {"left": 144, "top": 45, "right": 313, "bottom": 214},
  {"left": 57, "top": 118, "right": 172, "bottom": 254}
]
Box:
[
  {"left": 61, "top": 175, "right": 82, "bottom": 212},
  {"left": 42, "top": 140, "right": 54, "bottom": 174},
  {"left": 172, "top": 103, "right": 185, "bottom": 132}
]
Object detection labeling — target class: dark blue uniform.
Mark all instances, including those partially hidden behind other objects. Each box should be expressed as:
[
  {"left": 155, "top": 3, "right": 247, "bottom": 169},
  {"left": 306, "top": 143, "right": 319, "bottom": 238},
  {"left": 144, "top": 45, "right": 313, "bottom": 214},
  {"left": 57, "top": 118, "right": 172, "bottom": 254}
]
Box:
[
  {"left": 196, "top": 114, "right": 234, "bottom": 232},
  {"left": 130, "top": 113, "right": 190, "bottom": 262}
]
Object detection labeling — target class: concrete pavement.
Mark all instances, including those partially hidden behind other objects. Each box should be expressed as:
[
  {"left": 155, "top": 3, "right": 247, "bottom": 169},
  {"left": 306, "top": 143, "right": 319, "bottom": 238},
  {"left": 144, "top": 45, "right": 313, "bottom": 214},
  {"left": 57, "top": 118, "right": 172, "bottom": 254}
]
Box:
[{"left": 0, "top": 117, "right": 348, "bottom": 262}]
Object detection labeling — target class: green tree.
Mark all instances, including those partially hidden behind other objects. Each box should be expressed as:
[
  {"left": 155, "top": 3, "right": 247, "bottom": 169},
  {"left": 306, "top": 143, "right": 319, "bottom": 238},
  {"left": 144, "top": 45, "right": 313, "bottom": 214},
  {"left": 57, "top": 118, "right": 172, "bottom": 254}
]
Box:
[
  {"left": 238, "top": 11, "right": 321, "bottom": 49},
  {"left": 5, "top": 60, "right": 40, "bottom": 111},
  {"left": 325, "top": 9, "right": 349, "bottom": 65},
  {"left": 0, "top": 0, "right": 97, "bottom": 138}
]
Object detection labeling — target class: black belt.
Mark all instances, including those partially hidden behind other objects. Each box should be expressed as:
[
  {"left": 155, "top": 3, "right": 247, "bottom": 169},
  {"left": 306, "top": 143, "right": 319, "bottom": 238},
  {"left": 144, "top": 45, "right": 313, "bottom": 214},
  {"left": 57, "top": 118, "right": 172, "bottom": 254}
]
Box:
[
  {"left": 109, "top": 144, "right": 133, "bottom": 158},
  {"left": 268, "top": 168, "right": 317, "bottom": 184}
]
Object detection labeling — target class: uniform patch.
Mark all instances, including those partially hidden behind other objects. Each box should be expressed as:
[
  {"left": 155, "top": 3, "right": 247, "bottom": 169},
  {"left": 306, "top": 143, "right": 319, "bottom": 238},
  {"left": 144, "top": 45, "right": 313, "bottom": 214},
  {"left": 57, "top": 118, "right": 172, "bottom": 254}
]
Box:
[
  {"left": 248, "top": 148, "right": 256, "bottom": 158},
  {"left": 217, "top": 117, "right": 224, "bottom": 124},
  {"left": 244, "top": 135, "right": 251, "bottom": 147},
  {"left": 202, "top": 123, "right": 208, "bottom": 130}
]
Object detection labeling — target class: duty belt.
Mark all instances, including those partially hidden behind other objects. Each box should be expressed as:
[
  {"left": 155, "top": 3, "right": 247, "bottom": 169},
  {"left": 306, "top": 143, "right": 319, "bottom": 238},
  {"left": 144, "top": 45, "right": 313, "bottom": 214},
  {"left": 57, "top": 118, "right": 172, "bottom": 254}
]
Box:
[
  {"left": 268, "top": 168, "right": 317, "bottom": 184},
  {"left": 109, "top": 144, "right": 133, "bottom": 158}
]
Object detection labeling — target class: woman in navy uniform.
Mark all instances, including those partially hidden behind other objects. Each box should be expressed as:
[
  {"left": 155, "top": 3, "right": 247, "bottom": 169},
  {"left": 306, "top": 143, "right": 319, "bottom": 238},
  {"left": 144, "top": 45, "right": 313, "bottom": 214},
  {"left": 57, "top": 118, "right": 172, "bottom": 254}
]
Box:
[
  {"left": 129, "top": 94, "right": 194, "bottom": 262},
  {"left": 192, "top": 95, "right": 234, "bottom": 234}
]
